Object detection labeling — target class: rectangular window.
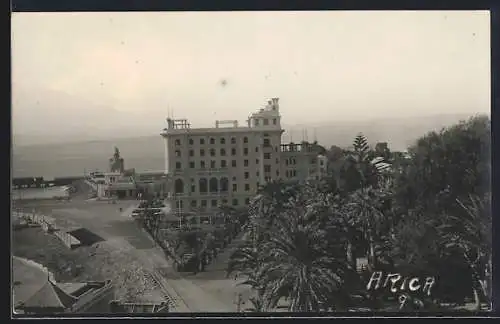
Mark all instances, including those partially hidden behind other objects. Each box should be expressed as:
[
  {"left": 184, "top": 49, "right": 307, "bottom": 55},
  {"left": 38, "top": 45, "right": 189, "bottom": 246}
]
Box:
[
  {"left": 200, "top": 161, "right": 206, "bottom": 169},
  {"left": 201, "top": 200, "right": 207, "bottom": 207},
  {"left": 175, "top": 139, "right": 181, "bottom": 146},
  {"left": 264, "top": 165, "right": 271, "bottom": 172},
  {"left": 244, "top": 172, "right": 249, "bottom": 179},
  {"left": 232, "top": 183, "right": 237, "bottom": 192},
  {"left": 200, "top": 138, "right": 205, "bottom": 145},
  {"left": 191, "top": 185, "right": 196, "bottom": 192},
  {"left": 264, "top": 153, "right": 271, "bottom": 159},
  {"left": 245, "top": 184, "right": 250, "bottom": 191},
  {"left": 244, "top": 160, "right": 249, "bottom": 167},
  {"left": 191, "top": 200, "right": 197, "bottom": 207},
  {"left": 210, "top": 160, "right": 216, "bottom": 168},
  {"left": 221, "top": 160, "right": 227, "bottom": 168},
  {"left": 255, "top": 147, "right": 259, "bottom": 152},
  {"left": 256, "top": 159, "right": 259, "bottom": 164},
  {"left": 176, "top": 162, "right": 182, "bottom": 170},
  {"left": 189, "top": 161, "right": 195, "bottom": 168},
  {"left": 232, "top": 160, "right": 237, "bottom": 167},
  {"left": 175, "top": 150, "right": 181, "bottom": 157},
  {"left": 211, "top": 199, "right": 218, "bottom": 207},
  {"left": 273, "top": 118, "right": 277, "bottom": 125},
  {"left": 256, "top": 171, "right": 259, "bottom": 177},
  {"left": 232, "top": 198, "right": 238, "bottom": 206},
  {"left": 231, "top": 148, "right": 237, "bottom": 156},
  {"left": 189, "top": 150, "right": 194, "bottom": 157},
  {"left": 243, "top": 148, "right": 249, "bottom": 155},
  {"left": 245, "top": 198, "right": 250, "bottom": 205},
  {"left": 263, "top": 139, "right": 270, "bottom": 147}
]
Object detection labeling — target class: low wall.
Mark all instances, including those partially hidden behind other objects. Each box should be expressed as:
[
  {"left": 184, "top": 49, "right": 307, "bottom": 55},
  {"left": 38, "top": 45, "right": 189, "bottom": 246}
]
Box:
[
  {"left": 85, "top": 180, "right": 98, "bottom": 191},
  {"left": 13, "top": 211, "right": 81, "bottom": 250},
  {"left": 54, "top": 230, "right": 81, "bottom": 249}
]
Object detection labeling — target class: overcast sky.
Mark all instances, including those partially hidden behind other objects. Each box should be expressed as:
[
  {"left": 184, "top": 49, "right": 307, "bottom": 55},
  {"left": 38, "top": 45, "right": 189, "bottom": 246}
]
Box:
[{"left": 12, "top": 11, "right": 490, "bottom": 137}]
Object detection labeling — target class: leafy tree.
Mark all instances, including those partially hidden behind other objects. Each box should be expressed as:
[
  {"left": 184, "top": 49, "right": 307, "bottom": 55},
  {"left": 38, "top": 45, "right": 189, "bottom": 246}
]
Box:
[{"left": 389, "top": 115, "right": 491, "bottom": 308}]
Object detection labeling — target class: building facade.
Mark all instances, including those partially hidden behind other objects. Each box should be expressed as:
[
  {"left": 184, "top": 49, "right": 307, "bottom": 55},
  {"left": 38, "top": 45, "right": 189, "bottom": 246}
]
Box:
[
  {"left": 161, "top": 98, "right": 327, "bottom": 214},
  {"left": 280, "top": 142, "right": 328, "bottom": 183}
]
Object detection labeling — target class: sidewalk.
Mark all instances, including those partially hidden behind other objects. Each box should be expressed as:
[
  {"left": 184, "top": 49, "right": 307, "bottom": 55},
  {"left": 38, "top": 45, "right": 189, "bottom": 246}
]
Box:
[{"left": 137, "top": 229, "right": 236, "bottom": 312}]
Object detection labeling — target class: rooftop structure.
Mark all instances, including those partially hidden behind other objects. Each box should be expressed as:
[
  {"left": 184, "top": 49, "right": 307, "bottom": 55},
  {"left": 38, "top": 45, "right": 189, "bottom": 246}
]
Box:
[{"left": 12, "top": 256, "right": 114, "bottom": 314}]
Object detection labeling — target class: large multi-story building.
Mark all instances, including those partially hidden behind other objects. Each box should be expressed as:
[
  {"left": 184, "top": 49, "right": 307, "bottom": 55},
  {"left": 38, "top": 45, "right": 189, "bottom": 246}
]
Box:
[{"left": 161, "top": 98, "right": 327, "bottom": 214}]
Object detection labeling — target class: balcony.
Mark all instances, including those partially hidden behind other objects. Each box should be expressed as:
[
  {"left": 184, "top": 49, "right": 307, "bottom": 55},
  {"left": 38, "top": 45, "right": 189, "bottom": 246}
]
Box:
[
  {"left": 195, "top": 168, "right": 229, "bottom": 175},
  {"left": 172, "top": 191, "right": 230, "bottom": 198},
  {"left": 172, "top": 168, "right": 229, "bottom": 176}
]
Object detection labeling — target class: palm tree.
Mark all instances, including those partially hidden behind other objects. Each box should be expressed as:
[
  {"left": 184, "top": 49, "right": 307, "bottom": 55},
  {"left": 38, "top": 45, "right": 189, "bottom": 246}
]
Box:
[
  {"left": 254, "top": 213, "right": 355, "bottom": 312},
  {"left": 344, "top": 186, "right": 390, "bottom": 271},
  {"left": 439, "top": 193, "right": 492, "bottom": 310},
  {"left": 227, "top": 240, "right": 260, "bottom": 278},
  {"left": 245, "top": 295, "right": 266, "bottom": 312}
]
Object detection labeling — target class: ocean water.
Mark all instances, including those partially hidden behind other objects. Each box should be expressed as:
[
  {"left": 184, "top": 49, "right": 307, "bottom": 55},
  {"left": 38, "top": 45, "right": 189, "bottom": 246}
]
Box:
[{"left": 12, "top": 136, "right": 166, "bottom": 179}]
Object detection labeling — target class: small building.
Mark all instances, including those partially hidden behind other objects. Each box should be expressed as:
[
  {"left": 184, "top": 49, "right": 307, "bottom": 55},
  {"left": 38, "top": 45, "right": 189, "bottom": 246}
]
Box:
[
  {"left": 13, "top": 257, "right": 114, "bottom": 314},
  {"left": 105, "top": 177, "right": 137, "bottom": 199}
]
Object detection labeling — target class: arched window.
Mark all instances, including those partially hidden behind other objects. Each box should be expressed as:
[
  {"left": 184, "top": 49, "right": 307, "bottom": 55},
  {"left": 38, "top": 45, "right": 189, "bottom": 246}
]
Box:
[
  {"left": 174, "top": 179, "right": 184, "bottom": 194},
  {"left": 199, "top": 178, "right": 208, "bottom": 193},
  {"left": 243, "top": 137, "right": 248, "bottom": 144},
  {"left": 210, "top": 149, "right": 216, "bottom": 156},
  {"left": 220, "top": 137, "right": 226, "bottom": 144},
  {"left": 231, "top": 137, "right": 236, "bottom": 144},
  {"left": 209, "top": 177, "right": 219, "bottom": 193},
  {"left": 220, "top": 177, "right": 229, "bottom": 192},
  {"left": 210, "top": 138, "right": 215, "bottom": 145},
  {"left": 188, "top": 138, "right": 194, "bottom": 145}
]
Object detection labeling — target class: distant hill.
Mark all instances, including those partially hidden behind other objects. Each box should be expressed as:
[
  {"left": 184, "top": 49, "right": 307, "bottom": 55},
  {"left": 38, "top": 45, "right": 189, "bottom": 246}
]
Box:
[
  {"left": 12, "top": 112, "right": 486, "bottom": 179},
  {"left": 299, "top": 113, "right": 483, "bottom": 151}
]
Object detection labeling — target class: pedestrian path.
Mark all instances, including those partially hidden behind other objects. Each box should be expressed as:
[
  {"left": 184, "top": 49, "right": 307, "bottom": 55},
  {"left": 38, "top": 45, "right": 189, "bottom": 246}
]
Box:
[{"left": 204, "top": 230, "right": 249, "bottom": 273}]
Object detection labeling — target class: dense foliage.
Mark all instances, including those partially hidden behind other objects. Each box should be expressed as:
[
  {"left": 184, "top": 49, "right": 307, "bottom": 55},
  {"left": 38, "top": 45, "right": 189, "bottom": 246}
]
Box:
[{"left": 228, "top": 115, "right": 491, "bottom": 312}]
